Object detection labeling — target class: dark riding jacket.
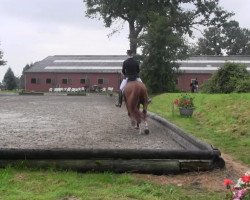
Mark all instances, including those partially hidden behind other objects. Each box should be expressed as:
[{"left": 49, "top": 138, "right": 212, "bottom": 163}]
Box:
[{"left": 122, "top": 57, "right": 140, "bottom": 81}]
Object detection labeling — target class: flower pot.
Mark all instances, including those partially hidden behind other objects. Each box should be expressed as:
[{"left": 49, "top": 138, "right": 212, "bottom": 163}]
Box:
[{"left": 179, "top": 107, "right": 194, "bottom": 117}]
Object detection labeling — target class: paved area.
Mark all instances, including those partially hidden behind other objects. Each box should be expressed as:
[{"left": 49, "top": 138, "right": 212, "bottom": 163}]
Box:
[{"left": 0, "top": 94, "right": 199, "bottom": 150}]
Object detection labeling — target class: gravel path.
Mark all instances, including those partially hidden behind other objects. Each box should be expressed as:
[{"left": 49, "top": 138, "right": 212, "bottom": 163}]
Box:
[{"left": 0, "top": 94, "right": 199, "bottom": 150}]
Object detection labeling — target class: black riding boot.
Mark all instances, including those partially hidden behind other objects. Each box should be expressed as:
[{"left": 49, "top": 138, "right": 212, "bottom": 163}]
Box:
[{"left": 115, "top": 90, "right": 123, "bottom": 107}]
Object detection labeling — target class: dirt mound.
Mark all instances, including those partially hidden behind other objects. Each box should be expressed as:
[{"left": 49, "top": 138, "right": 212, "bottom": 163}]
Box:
[{"left": 134, "top": 153, "right": 250, "bottom": 192}]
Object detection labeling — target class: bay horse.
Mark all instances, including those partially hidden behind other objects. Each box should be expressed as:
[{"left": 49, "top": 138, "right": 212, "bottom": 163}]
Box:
[{"left": 123, "top": 81, "right": 149, "bottom": 134}]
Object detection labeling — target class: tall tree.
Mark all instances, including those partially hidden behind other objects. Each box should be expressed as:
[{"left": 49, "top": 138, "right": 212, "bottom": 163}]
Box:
[
  {"left": 141, "top": 14, "right": 188, "bottom": 93},
  {"left": 193, "top": 27, "right": 224, "bottom": 55},
  {"left": 223, "top": 21, "right": 250, "bottom": 55},
  {"left": 0, "top": 43, "right": 6, "bottom": 66},
  {"left": 83, "top": 0, "right": 232, "bottom": 54},
  {"left": 3, "top": 67, "right": 17, "bottom": 90}
]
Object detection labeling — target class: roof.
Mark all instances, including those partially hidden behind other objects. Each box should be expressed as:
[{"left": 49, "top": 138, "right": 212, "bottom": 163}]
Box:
[
  {"left": 26, "top": 55, "right": 127, "bottom": 73},
  {"left": 25, "top": 55, "right": 250, "bottom": 74},
  {"left": 178, "top": 55, "right": 250, "bottom": 74}
]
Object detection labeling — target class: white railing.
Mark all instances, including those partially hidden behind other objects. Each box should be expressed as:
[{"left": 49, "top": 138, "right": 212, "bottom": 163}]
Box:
[
  {"left": 49, "top": 87, "right": 85, "bottom": 93},
  {"left": 49, "top": 87, "right": 114, "bottom": 92}
]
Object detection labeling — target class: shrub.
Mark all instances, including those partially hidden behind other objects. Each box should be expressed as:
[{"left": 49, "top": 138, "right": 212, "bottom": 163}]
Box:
[
  {"left": 201, "top": 62, "right": 250, "bottom": 93},
  {"left": 235, "top": 78, "right": 250, "bottom": 93},
  {"left": 201, "top": 76, "right": 220, "bottom": 93}
]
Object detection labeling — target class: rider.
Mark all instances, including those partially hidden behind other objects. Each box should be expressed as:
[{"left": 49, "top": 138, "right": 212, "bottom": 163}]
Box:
[{"left": 116, "top": 50, "right": 148, "bottom": 107}]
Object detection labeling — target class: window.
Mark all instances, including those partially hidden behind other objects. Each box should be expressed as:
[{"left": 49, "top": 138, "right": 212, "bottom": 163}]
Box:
[
  {"left": 80, "top": 79, "right": 86, "bottom": 84},
  {"left": 46, "top": 78, "right": 52, "bottom": 84},
  {"left": 31, "top": 78, "right": 36, "bottom": 84},
  {"left": 104, "top": 79, "right": 108, "bottom": 84},
  {"left": 98, "top": 78, "right": 104, "bottom": 84},
  {"left": 62, "top": 79, "right": 68, "bottom": 84}
]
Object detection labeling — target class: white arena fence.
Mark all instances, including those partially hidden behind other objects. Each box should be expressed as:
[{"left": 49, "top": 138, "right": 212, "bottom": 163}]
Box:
[{"left": 49, "top": 87, "right": 114, "bottom": 94}]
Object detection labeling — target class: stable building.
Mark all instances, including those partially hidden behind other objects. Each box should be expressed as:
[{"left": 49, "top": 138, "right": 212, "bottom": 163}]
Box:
[
  {"left": 24, "top": 55, "right": 124, "bottom": 92},
  {"left": 24, "top": 55, "right": 250, "bottom": 92}
]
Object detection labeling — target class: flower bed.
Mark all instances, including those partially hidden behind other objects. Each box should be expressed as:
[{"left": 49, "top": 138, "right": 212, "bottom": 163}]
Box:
[{"left": 224, "top": 171, "right": 250, "bottom": 199}]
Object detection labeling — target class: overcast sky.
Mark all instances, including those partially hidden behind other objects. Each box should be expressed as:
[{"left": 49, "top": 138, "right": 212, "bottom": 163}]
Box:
[{"left": 0, "top": 0, "right": 250, "bottom": 81}]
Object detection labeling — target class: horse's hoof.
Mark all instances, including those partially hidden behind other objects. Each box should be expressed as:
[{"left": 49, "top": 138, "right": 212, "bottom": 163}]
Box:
[
  {"left": 134, "top": 126, "right": 139, "bottom": 129},
  {"left": 139, "top": 129, "right": 149, "bottom": 135}
]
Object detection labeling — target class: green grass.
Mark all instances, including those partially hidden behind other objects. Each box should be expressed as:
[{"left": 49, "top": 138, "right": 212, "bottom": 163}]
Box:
[
  {"left": 149, "top": 92, "right": 250, "bottom": 165},
  {"left": 0, "top": 90, "right": 19, "bottom": 93},
  {"left": 0, "top": 167, "right": 225, "bottom": 200}
]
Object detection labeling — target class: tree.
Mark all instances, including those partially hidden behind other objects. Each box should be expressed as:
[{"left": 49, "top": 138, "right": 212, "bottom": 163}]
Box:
[
  {"left": 192, "top": 20, "right": 250, "bottom": 55},
  {"left": 84, "top": 0, "right": 232, "bottom": 54},
  {"left": 223, "top": 21, "right": 250, "bottom": 55},
  {"left": 141, "top": 14, "right": 188, "bottom": 93},
  {"left": 20, "top": 63, "right": 33, "bottom": 89},
  {"left": 0, "top": 43, "right": 6, "bottom": 66},
  {"left": 3, "top": 67, "right": 17, "bottom": 90},
  {"left": 193, "top": 27, "right": 224, "bottom": 55}
]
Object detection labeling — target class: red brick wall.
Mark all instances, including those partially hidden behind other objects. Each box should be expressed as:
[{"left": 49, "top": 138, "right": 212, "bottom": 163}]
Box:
[
  {"left": 25, "top": 72, "right": 122, "bottom": 92},
  {"left": 25, "top": 72, "right": 213, "bottom": 92},
  {"left": 176, "top": 73, "right": 212, "bottom": 92}
]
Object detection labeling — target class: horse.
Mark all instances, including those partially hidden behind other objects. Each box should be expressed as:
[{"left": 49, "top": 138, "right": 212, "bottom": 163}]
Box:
[{"left": 123, "top": 81, "right": 149, "bottom": 134}]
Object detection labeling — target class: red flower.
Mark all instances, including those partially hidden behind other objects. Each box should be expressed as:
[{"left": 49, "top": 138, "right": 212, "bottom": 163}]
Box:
[
  {"left": 224, "top": 179, "right": 234, "bottom": 186},
  {"left": 174, "top": 99, "right": 179, "bottom": 105},
  {"left": 241, "top": 175, "right": 250, "bottom": 183},
  {"left": 184, "top": 100, "right": 190, "bottom": 105}
]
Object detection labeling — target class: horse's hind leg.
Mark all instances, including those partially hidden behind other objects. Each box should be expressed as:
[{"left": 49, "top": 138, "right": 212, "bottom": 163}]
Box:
[
  {"left": 139, "top": 121, "right": 149, "bottom": 135},
  {"left": 136, "top": 103, "right": 140, "bottom": 129},
  {"left": 128, "top": 111, "right": 139, "bottom": 129},
  {"left": 138, "top": 113, "right": 149, "bottom": 134},
  {"left": 144, "top": 121, "right": 149, "bottom": 134},
  {"left": 140, "top": 103, "right": 149, "bottom": 134},
  {"left": 131, "top": 119, "right": 138, "bottom": 129}
]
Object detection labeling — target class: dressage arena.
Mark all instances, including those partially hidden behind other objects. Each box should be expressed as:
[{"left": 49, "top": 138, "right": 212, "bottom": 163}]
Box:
[{"left": 0, "top": 93, "right": 224, "bottom": 174}]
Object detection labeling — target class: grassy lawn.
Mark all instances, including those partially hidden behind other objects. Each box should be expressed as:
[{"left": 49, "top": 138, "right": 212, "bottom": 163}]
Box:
[
  {"left": 0, "top": 92, "right": 249, "bottom": 199},
  {"left": 148, "top": 92, "right": 250, "bottom": 165},
  {"left": 0, "top": 90, "right": 19, "bottom": 93},
  {"left": 0, "top": 167, "right": 225, "bottom": 200}
]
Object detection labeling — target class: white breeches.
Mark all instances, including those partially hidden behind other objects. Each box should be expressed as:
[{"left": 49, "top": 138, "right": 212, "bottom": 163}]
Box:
[{"left": 120, "top": 78, "right": 142, "bottom": 91}]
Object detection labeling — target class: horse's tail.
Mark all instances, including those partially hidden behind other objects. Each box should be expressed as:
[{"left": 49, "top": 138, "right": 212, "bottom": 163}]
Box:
[
  {"left": 125, "top": 89, "right": 140, "bottom": 123},
  {"left": 125, "top": 82, "right": 148, "bottom": 124}
]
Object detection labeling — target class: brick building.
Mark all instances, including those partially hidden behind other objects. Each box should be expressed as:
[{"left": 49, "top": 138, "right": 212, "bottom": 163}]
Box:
[
  {"left": 24, "top": 55, "right": 250, "bottom": 92},
  {"left": 24, "top": 55, "right": 124, "bottom": 92}
]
